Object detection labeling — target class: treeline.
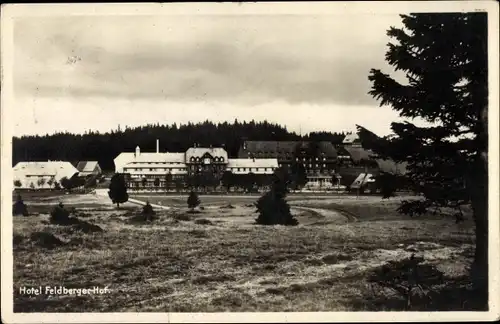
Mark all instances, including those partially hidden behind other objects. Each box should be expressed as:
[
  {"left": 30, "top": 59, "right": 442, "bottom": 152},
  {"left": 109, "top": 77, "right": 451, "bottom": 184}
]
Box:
[{"left": 13, "top": 120, "right": 348, "bottom": 171}]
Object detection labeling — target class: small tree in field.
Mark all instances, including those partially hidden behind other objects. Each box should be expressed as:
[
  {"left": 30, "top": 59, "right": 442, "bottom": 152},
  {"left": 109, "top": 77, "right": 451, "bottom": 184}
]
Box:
[
  {"left": 29, "top": 182, "right": 35, "bottom": 190},
  {"left": 54, "top": 181, "right": 61, "bottom": 190},
  {"left": 14, "top": 180, "right": 22, "bottom": 189},
  {"left": 221, "top": 171, "right": 234, "bottom": 192},
  {"left": 50, "top": 202, "right": 71, "bottom": 224},
  {"left": 60, "top": 177, "right": 73, "bottom": 191},
  {"left": 13, "top": 194, "right": 29, "bottom": 216},
  {"left": 174, "top": 177, "right": 183, "bottom": 193},
  {"left": 368, "top": 254, "right": 444, "bottom": 310},
  {"left": 37, "top": 178, "right": 46, "bottom": 188},
  {"left": 46, "top": 177, "right": 55, "bottom": 189},
  {"left": 108, "top": 173, "right": 129, "bottom": 208},
  {"left": 187, "top": 191, "right": 200, "bottom": 211},
  {"left": 375, "top": 172, "right": 398, "bottom": 199},
  {"left": 165, "top": 172, "right": 173, "bottom": 192},
  {"left": 255, "top": 168, "right": 298, "bottom": 226},
  {"left": 142, "top": 201, "right": 155, "bottom": 222}
]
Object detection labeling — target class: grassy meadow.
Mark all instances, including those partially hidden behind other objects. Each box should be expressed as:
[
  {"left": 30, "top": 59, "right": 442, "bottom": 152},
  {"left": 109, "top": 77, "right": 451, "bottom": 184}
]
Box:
[{"left": 12, "top": 190, "right": 478, "bottom": 312}]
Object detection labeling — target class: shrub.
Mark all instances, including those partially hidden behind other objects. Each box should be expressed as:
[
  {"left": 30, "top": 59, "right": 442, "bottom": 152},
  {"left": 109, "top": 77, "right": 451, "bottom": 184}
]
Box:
[
  {"left": 30, "top": 232, "right": 65, "bottom": 249},
  {"left": 187, "top": 191, "right": 201, "bottom": 210},
  {"left": 255, "top": 170, "right": 298, "bottom": 226},
  {"left": 367, "top": 254, "right": 444, "bottom": 310},
  {"left": 49, "top": 202, "right": 71, "bottom": 224},
  {"left": 108, "top": 173, "right": 129, "bottom": 208},
  {"left": 14, "top": 179, "right": 22, "bottom": 188},
  {"left": 142, "top": 202, "right": 155, "bottom": 221},
  {"left": 13, "top": 194, "right": 29, "bottom": 216},
  {"left": 194, "top": 218, "right": 213, "bottom": 225}
]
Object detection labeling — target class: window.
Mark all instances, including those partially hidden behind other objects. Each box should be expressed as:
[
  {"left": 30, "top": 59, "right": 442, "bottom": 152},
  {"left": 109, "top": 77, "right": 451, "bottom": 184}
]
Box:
[{"left": 237, "top": 168, "right": 241, "bottom": 171}]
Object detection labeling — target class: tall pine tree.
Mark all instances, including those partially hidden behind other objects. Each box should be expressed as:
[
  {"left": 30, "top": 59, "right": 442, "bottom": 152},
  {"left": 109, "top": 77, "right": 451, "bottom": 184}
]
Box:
[{"left": 367, "top": 13, "right": 488, "bottom": 292}]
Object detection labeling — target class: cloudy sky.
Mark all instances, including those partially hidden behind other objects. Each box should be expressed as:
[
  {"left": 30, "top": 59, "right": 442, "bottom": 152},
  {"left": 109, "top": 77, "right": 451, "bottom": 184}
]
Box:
[{"left": 12, "top": 9, "right": 424, "bottom": 137}]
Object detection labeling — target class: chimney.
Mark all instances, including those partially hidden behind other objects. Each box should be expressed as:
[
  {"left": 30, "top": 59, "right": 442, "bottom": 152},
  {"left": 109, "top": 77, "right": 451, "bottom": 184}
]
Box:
[
  {"left": 135, "top": 145, "right": 140, "bottom": 157},
  {"left": 156, "top": 139, "right": 159, "bottom": 153}
]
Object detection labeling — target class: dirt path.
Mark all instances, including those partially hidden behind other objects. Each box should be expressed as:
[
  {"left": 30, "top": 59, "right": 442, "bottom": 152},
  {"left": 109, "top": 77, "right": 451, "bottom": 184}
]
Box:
[
  {"left": 94, "top": 189, "right": 172, "bottom": 210},
  {"left": 291, "top": 206, "right": 352, "bottom": 225}
]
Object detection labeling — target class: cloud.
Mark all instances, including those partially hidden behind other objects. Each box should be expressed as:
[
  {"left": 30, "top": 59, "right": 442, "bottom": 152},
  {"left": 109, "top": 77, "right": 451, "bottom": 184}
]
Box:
[{"left": 13, "top": 14, "right": 403, "bottom": 106}]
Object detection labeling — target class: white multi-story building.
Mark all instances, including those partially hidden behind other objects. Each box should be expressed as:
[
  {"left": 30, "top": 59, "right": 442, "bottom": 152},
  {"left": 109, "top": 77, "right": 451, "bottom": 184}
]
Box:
[
  {"left": 226, "top": 158, "right": 278, "bottom": 175},
  {"left": 113, "top": 140, "right": 279, "bottom": 190},
  {"left": 13, "top": 161, "right": 79, "bottom": 189}
]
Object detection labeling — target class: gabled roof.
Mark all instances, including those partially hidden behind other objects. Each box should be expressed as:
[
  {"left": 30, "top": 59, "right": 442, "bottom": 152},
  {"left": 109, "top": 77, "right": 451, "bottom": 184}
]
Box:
[
  {"left": 343, "top": 146, "right": 373, "bottom": 162},
  {"left": 13, "top": 161, "right": 79, "bottom": 180},
  {"left": 115, "top": 152, "right": 185, "bottom": 164},
  {"left": 342, "top": 133, "right": 360, "bottom": 144},
  {"left": 239, "top": 141, "right": 337, "bottom": 158},
  {"left": 113, "top": 152, "right": 186, "bottom": 173},
  {"left": 185, "top": 147, "right": 228, "bottom": 162},
  {"left": 76, "top": 161, "right": 100, "bottom": 172}
]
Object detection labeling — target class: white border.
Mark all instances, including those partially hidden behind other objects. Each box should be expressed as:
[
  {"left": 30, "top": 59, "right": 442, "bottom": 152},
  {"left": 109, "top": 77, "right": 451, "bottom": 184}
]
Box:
[{"left": 1, "top": 1, "right": 499, "bottom": 323}]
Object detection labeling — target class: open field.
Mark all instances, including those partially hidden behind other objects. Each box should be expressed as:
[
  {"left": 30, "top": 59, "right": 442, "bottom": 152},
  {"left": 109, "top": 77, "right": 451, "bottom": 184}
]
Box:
[{"left": 12, "top": 191, "right": 478, "bottom": 312}]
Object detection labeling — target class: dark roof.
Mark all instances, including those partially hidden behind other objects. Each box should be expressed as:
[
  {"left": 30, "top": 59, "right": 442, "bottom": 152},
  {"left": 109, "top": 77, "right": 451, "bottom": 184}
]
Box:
[
  {"left": 76, "top": 161, "right": 100, "bottom": 172},
  {"left": 238, "top": 141, "right": 337, "bottom": 159},
  {"left": 343, "top": 146, "right": 373, "bottom": 163}
]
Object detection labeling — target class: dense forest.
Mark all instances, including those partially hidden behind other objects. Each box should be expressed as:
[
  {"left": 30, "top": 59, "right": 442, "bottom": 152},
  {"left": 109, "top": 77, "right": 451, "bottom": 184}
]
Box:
[{"left": 13, "top": 120, "right": 349, "bottom": 171}]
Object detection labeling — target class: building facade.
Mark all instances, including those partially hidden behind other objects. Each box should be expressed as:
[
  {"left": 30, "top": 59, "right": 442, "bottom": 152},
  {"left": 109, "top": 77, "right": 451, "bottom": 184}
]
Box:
[
  {"left": 13, "top": 161, "right": 79, "bottom": 189},
  {"left": 237, "top": 140, "right": 338, "bottom": 187},
  {"left": 114, "top": 142, "right": 278, "bottom": 191},
  {"left": 76, "top": 161, "right": 102, "bottom": 177}
]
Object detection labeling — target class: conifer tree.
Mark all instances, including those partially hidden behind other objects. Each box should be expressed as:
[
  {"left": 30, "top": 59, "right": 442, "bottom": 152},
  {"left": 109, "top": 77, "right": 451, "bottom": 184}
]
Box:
[
  {"left": 255, "top": 168, "right": 298, "bottom": 226},
  {"left": 108, "top": 173, "right": 129, "bottom": 208},
  {"left": 367, "top": 13, "right": 488, "bottom": 291},
  {"left": 187, "top": 190, "right": 201, "bottom": 211}
]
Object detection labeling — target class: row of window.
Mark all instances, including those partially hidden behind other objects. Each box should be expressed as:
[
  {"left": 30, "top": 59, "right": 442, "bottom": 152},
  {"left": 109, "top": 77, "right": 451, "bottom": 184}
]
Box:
[
  {"left": 129, "top": 162, "right": 184, "bottom": 165},
  {"left": 229, "top": 167, "right": 276, "bottom": 172},
  {"left": 189, "top": 156, "right": 225, "bottom": 163},
  {"left": 124, "top": 167, "right": 188, "bottom": 172},
  {"left": 124, "top": 164, "right": 337, "bottom": 173},
  {"left": 247, "top": 152, "right": 330, "bottom": 157}
]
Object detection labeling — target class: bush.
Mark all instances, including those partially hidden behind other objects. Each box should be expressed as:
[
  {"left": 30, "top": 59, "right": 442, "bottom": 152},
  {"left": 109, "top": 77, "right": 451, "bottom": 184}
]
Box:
[
  {"left": 30, "top": 232, "right": 65, "bottom": 249},
  {"left": 49, "top": 203, "right": 71, "bottom": 224},
  {"left": 187, "top": 191, "right": 200, "bottom": 210},
  {"left": 255, "top": 171, "right": 298, "bottom": 226},
  {"left": 367, "top": 254, "right": 444, "bottom": 310},
  {"left": 108, "top": 173, "right": 129, "bottom": 208},
  {"left": 194, "top": 218, "right": 213, "bottom": 225},
  {"left": 142, "top": 202, "right": 156, "bottom": 221},
  {"left": 13, "top": 195, "right": 29, "bottom": 216},
  {"left": 72, "top": 221, "right": 104, "bottom": 233}
]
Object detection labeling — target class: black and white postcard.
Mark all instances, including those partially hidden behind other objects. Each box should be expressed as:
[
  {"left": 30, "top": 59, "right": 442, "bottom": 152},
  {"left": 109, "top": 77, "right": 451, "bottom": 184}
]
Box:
[{"left": 1, "top": 1, "right": 499, "bottom": 323}]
